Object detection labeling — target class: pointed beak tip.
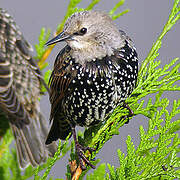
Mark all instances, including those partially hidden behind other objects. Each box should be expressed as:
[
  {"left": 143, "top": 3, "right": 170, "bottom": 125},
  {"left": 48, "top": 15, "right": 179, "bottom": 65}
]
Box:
[
  {"left": 45, "top": 37, "right": 59, "bottom": 46},
  {"left": 45, "top": 41, "right": 52, "bottom": 46},
  {"left": 45, "top": 31, "right": 70, "bottom": 46}
]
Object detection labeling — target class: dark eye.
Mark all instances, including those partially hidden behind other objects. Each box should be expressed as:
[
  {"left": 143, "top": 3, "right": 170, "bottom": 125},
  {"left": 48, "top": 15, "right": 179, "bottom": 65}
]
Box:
[{"left": 79, "top": 27, "right": 87, "bottom": 35}]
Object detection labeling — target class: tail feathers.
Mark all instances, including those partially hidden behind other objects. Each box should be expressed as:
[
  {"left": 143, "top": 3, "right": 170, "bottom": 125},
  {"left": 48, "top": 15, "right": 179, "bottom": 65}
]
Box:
[
  {"left": 11, "top": 123, "right": 46, "bottom": 168},
  {"left": 10, "top": 113, "right": 57, "bottom": 169},
  {"left": 38, "top": 114, "right": 57, "bottom": 156},
  {"left": 46, "top": 117, "right": 72, "bottom": 145}
]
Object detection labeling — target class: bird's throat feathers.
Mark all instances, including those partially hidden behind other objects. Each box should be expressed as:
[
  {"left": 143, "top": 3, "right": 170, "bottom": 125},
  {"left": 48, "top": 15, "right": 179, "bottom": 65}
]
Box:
[{"left": 69, "top": 38, "right": 125, "bottom": 65}]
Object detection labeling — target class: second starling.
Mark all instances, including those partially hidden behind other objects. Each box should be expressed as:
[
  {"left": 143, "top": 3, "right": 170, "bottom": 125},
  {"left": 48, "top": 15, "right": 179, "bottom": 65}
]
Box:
[
  {"left": 0, "top": 9, "right": 57, "bottom": 168},
  {"left": 46, "top": 10, "right": 138, "bottom": 169}
]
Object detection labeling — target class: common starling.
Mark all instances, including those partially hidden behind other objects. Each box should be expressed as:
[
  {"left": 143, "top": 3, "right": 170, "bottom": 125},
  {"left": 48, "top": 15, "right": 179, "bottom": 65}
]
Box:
[
  {"left": 0, "top": 9, "right": 57, "bottom": 168},
  {"left": 45, "top": 11, "right": 138, "bottom": 169}
]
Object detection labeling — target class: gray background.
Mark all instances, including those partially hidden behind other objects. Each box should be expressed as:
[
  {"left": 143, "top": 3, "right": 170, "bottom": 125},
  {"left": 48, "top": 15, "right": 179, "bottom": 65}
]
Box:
[{"left": 1, "top": 0, "right": 179, "bottom": 179}]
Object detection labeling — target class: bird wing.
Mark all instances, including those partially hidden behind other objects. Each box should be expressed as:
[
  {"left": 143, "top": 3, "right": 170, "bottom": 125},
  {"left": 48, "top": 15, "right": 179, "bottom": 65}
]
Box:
[
  {"left": 0, "top": 10, "right": 38, "bottom": 123},
  {"left": 49, "top": 45, "right": 75, "bottom": 121},
  {"left": 0, "top": 8, "right": 50, "bottom": 123},
  {"left": 0, "top": 9, "right": 57, "bottom": 168}
]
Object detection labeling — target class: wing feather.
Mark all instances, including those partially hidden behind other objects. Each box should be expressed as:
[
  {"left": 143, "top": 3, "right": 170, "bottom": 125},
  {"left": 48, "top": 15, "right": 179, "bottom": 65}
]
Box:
[
  {"left": 0, "top": 8, "right": 57, "bottom": 168},
  {"left": 49, "top": 45, "right": 75, "bottom": 121}
]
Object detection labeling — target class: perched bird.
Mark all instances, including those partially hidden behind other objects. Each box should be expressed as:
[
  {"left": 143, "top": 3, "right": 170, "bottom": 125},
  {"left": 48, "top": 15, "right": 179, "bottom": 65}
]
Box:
[
  {"left": 0, "top": 9, "right": 57, "bottom": 168},
  {"left": 45, "top": 10, "right": 138, "bottom": 169}
]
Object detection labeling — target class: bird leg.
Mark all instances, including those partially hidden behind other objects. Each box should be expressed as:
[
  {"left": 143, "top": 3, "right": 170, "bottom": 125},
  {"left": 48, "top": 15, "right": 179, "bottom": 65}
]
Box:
[
  {"left": 71, "top": 126, "right": 96, "bottom": 170},
  {"left": 122, "top": 102, "right": 134, "bottom": 124}
]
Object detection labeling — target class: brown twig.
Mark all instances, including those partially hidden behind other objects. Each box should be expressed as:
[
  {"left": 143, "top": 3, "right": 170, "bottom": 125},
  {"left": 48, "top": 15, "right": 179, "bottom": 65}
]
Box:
[
  {"left": 68, "top": 160, "right": 84, "bottom": 180},
  {"left": 72, "top": 165, "right": 83, "bottom": 180}
]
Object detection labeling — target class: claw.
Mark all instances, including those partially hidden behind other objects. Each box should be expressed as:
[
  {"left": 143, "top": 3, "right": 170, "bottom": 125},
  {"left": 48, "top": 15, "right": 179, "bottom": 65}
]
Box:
[
  {"left": 122, "top": 102, "right": 134, "bottom": 123},
  {"left": 77, "top": 148, "right": 96, "bottom": 169},
  {"left": 77, "top": 143, "right": 96, "bottom": 154},
  {"left": 71, "top": 126, "right": 96, "bottom": 170}
]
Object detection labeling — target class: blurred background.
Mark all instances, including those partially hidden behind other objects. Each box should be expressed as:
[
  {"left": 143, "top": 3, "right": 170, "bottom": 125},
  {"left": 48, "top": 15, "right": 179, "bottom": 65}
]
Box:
[{"left": 1, "top": 0, "right": 179, "bottom": 178}]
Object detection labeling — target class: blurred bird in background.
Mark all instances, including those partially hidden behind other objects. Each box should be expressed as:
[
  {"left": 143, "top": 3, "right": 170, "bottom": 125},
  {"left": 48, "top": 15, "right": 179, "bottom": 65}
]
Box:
[
  {"left": 0, "top": 8, "right": 57, "bottom": 169},
  {"left": 45, "top": 10, "right": 138, "bottom": 170}
]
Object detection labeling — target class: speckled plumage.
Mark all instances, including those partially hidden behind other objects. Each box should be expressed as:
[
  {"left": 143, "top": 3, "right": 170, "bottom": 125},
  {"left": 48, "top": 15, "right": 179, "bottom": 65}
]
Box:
[
  {"left": 46, "top": 10, "right": 138, "bottom": 169},
  {"left": 0, "top": 9, "right": 57, "bottom": 168}
]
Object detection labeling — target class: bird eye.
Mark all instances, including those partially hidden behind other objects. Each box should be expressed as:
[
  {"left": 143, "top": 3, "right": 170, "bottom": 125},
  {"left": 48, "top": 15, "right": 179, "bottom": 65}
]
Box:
[{"left": 79, "top": 27, "right": 87, "bottom": 35}]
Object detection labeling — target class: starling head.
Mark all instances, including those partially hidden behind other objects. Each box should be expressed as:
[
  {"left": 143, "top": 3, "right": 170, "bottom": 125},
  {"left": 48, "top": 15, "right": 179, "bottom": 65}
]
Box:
[{"left": 46, "top": 11, "right": 125, "bottom": 63}]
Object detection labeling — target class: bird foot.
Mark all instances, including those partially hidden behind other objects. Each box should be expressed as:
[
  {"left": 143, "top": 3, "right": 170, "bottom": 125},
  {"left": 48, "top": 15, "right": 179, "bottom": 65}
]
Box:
[
  {"left": 77, "top": 143, "right": 96, "bottom": 154},
  {"left": 71, "top": 126, "right": 96, "bottom": 170},
  {"left": 75, "top": 142, "right": 96, "bottom": 170},
  {"left": 122, "top": 102, "right": 134, "bottom": 124}
]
